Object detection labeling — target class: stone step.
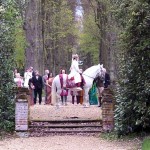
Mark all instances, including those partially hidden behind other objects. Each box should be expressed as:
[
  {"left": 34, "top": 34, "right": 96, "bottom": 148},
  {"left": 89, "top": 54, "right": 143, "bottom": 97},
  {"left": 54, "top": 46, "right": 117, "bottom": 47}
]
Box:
[
  {"left": 29, "top": 119, "right": 103, "bottom": 137},
  {"left": 29, "top": 124, "right": 102, "bottom": 128},
  {"left": 30, "top": 119, "right": 102, "bottom": 123},
  {"left": 29, "top": 129, "right": 102, "bottom": 133}
]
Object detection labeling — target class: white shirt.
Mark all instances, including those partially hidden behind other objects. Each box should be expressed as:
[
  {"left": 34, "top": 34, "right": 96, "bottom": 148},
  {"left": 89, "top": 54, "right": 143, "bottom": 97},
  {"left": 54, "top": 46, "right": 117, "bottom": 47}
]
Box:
[
  {"left": 68, "top": 59, "right": 82, "bottom": 83},
  {"left": 24, "top": 71, "right": 32, "bottom": 87},
  {"left": 70, "top": 60, "right": 82, "bottom": 75},
  {"left": 36, "top": 75, "right": 38, "bottom": 80}
]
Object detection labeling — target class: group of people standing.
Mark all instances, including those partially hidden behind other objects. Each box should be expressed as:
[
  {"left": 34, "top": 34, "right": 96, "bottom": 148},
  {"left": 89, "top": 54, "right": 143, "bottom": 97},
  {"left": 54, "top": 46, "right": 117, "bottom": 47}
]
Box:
[
  {"left": 14, "top": 67, "right": 45, "bottom": 105},
  {"left": 13, "top": 66, "right": 68, "bottom": 106},
  {"left": 13, "top": 54, "right": 110, "bottom": 107}
]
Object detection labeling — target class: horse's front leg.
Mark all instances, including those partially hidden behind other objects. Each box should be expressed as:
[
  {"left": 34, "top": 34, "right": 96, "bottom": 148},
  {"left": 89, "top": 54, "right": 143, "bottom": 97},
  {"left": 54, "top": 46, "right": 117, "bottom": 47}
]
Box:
[{"left": 83, "top": 88, "right": 90, "bottom": 107}]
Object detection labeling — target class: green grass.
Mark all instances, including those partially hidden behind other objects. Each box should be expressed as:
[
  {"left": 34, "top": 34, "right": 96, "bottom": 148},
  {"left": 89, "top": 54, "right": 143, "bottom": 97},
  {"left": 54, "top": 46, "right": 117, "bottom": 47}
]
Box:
[
  {"left": 142, "top": 138, "right": 150, "bottom": 150},
  {"left": 100, "top": 131, "right": 139, "bottom": 141},
  {"left": 100, "top": 132, "right": 118, "bottom": 141}
]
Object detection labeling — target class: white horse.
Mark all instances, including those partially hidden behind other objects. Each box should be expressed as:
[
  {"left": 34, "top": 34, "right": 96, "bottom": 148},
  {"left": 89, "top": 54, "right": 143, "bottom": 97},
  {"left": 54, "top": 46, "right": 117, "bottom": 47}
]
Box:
[{"left": 51, "top": 64, "right": 106, "bottom": 107}]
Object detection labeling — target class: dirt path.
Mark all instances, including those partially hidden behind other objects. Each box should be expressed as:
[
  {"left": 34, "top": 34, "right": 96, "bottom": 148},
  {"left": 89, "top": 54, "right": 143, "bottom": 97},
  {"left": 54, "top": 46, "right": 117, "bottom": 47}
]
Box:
[
  {"left": 0, "top": 135, "right": 141, "bottom": 150},
  {"left": 30, "top": 102, "right": 102, "bottom": 121},
  {"left": 0, "top": 102, "right": 141, "bottom": 150}
]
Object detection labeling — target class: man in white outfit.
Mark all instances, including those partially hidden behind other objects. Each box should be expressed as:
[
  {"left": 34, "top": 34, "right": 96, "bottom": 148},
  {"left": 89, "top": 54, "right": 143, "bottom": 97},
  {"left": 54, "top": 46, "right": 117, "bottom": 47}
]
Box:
[{"left": 68, "top": 54, "right": 82, "bottom": 91}]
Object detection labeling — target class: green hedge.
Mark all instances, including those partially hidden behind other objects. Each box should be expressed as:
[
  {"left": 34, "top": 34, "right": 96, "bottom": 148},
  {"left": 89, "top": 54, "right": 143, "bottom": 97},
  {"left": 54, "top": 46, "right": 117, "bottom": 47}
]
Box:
[
  {"left": 0, "top": 1, "right": 16, "bottom": 132},
  {"left": 114, "top": 1, "right": 150, "bottom": 135}
]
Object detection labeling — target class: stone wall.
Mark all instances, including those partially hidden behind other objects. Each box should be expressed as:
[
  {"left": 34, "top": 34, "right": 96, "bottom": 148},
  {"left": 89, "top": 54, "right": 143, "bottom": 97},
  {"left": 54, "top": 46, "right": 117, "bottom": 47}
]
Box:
[
  {"left": 102, "top": 88, "right": 115, "bottom": 131},
  {"left": 15, "top": 87, "right": 30, "bottom": 137}
]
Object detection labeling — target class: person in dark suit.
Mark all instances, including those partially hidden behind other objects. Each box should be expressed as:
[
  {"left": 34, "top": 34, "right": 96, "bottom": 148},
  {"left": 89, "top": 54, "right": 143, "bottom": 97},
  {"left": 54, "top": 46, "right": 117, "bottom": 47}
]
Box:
[
  {"left": 32, "top": 70, "right": 43, "bottom": 104},
  {"left": 93, "top": 69, "right": 110, "bottom": 107},
  {"left": 104, "top": 71, "right": 110, "bottom": 88}
]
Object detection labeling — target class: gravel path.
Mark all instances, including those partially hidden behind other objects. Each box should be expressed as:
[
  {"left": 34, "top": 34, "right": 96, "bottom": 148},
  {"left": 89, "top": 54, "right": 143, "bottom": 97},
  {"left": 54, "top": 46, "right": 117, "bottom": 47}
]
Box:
[
  {"left": 0, "top": 135, "right": 141, "bottom": 150},
  {"left": 0, "top": 99, "right": 141, "bottom": 150}
]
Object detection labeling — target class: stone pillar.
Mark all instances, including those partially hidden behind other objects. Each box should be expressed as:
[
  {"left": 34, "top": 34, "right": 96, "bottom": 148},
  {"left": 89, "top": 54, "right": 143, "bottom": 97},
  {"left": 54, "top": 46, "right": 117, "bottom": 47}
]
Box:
[
  {"left": 102, "top": 88, "right": 114, "bottom": 131},
  {"left": 15, "top": 87, "right": 30, "bottom": 137}
]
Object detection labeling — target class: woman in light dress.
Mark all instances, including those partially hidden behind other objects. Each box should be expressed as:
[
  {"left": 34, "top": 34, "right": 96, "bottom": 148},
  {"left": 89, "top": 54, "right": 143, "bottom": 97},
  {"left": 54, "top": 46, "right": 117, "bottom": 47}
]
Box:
[
  {"left": 14, "top": 73, "right": 24, "bottom": 87},
  {"left": 24, "top": 68, "right": 32, "bottom": 88}
]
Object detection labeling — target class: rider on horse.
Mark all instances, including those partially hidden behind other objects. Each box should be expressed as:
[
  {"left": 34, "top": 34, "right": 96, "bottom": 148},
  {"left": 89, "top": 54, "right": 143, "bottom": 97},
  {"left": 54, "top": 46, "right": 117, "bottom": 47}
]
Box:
[{"left": 68, "top": 54, "right": 82, "bottom": 91}]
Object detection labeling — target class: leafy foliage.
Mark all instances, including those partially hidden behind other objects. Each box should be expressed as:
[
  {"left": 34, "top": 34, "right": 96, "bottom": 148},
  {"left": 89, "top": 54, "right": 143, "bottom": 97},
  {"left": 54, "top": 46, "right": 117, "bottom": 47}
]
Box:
[
  {"left": 78, "top": 13, "right": 100, "bottom": 64},
  {"left": 0, "top": 1, "right": 16, "bottom": 132},
  {"left": 114, "top": 0, "right": 150, "bottom": 135},
  {"left": 14, "top": 19, "right": 25, "bottom": 71},
  {"left": 39, "top": 0, "right": 75, "bottom": 73}
]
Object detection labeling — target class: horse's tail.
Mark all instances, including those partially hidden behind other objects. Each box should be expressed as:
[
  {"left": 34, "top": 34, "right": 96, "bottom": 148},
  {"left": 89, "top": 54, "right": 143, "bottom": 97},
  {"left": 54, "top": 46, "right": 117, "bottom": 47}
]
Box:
[{"left": 51, "top": 78, "right": 57, "bottom": 105}]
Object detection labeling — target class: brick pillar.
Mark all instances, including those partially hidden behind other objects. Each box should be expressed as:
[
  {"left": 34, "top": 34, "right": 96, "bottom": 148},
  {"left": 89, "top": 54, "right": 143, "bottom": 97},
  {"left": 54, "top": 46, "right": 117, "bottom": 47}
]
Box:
[
  {"left": 15, "top": 87, "right": 30, "bottom": 137},
  {"left": 102, "top": 88, "right": 114, "bottom": 131}
]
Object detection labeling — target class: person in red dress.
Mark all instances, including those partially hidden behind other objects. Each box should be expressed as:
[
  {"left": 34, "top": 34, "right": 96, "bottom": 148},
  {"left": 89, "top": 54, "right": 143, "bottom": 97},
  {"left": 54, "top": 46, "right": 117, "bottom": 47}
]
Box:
[{"left": 46, "top": 73, "right": 53, "bottom": 105}]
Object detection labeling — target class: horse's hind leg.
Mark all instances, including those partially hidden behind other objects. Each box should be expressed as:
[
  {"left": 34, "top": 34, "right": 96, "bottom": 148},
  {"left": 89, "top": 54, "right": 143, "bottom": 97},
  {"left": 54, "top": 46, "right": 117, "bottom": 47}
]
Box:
[{"left": 56, "top": 92, "right": 61, "bottom": 108}]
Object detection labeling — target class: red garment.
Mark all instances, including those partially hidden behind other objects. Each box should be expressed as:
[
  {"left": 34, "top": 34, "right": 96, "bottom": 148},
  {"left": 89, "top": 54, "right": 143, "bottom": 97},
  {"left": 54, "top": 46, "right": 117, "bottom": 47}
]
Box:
[
  {"left": 46, "top": 78, "right": 53, "bottom": 104},
  {"left": 59, "top": 74, "right": 68, "bottom": 96}
]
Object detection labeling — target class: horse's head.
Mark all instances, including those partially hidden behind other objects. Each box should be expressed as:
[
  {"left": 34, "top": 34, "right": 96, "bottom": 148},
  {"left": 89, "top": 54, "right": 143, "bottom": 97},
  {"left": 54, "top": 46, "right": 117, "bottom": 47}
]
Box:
[
  {"left": 97, "top": 64, "right": 106, "bottom": 79},
  {"left": 82, "top": 64, "right": 106, "bottom": 80}
]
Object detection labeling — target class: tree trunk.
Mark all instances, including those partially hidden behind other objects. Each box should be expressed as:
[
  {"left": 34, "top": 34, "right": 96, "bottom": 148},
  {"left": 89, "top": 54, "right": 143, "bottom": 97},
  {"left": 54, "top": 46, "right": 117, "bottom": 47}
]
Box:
[
  {"left": 24, "top": 0, "right": 77, "bottom": 75},
  {"left": 24, "top": 0, "right": 44, "bottom": 74},
  {"left": 97, "top": 1, "right": 117, "bottom": 82}
]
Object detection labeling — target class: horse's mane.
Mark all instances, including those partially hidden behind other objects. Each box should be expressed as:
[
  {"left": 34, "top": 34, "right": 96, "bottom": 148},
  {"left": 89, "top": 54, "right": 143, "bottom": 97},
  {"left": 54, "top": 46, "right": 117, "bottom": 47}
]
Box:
[{"left": 83, "top": 65, "right": 99, "bottom": 76}]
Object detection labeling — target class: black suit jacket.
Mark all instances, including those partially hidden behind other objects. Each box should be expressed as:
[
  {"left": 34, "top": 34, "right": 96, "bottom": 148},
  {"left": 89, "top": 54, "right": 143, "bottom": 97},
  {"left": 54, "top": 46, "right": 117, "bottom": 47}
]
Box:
[
  {"left": 32, "top": 75, "right": 43, "bottom": 90},
  {"left": 104, "top": 73, "right": 110, "bottom": 88}
]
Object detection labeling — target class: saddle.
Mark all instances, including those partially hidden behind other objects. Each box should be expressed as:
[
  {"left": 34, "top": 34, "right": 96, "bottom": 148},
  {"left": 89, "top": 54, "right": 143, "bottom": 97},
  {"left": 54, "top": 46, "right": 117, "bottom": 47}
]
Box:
[
  {"left": 66, "top": 74, "right": 85, "bottom": 91},
  {"left": 66, "top": 77, "right": 76, "bottom": 88}
]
